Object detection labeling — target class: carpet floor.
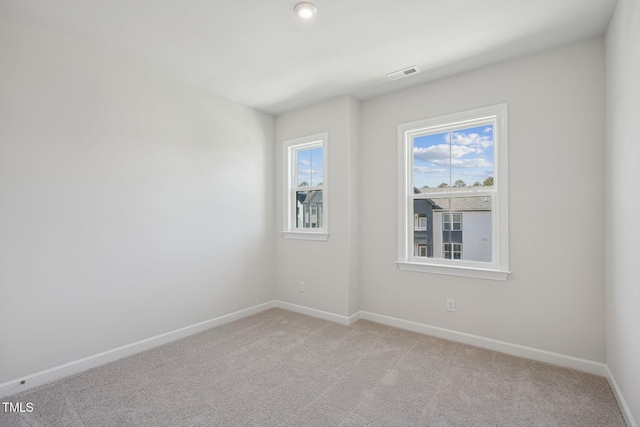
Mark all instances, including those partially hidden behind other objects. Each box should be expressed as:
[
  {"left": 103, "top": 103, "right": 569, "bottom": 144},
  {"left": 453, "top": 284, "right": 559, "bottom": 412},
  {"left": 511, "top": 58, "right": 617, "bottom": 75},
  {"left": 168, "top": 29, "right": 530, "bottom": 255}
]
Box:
[{"left": 0, "top": 308, "right": 626, "bottom": 426}]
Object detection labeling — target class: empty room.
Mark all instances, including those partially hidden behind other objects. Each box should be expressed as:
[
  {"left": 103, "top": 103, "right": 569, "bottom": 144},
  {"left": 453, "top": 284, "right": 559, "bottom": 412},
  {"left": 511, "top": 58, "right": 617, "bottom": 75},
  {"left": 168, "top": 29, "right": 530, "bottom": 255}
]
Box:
[{"left": 0, "top": 0, "right": 638, "bottom": 426}]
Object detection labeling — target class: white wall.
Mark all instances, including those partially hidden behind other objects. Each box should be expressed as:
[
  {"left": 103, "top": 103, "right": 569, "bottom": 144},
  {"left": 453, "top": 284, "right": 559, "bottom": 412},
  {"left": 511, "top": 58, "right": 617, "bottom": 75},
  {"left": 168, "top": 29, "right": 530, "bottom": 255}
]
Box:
[
  {"left": 347, "top": 99, "right": 361, "bottom": 316},
  {"left": 275, "top": 96, "right": 360, "bottom": 317},
  {"left": 360, "top": 38, "right": 606, "bottom": 362},
  {"left": 0, "top": 11, "right": 275, "bottom": 384},
  {"left": 605, "top": 0, "right": 640, "bottom": 423}
]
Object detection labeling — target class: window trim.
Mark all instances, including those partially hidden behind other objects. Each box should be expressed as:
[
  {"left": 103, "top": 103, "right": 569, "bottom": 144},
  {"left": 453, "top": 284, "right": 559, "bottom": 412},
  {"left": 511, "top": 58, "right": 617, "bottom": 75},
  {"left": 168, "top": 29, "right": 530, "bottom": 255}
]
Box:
[
  {"left": 282, "top": 132, "right": 329, "bottom": 241},
  {"left": 396, "top": 104, "right": 509, "bottom": 280}
]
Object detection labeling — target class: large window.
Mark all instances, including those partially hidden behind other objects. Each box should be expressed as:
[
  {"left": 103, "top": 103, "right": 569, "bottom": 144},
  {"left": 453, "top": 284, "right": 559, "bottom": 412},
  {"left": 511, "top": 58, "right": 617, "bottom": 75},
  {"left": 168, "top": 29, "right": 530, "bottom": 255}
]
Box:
[
  {"left": 282, "top": 133, "right": 329, "bottom": 241},
  {"left": 397, "top": 104, "right": 509, "bottom": 280}
]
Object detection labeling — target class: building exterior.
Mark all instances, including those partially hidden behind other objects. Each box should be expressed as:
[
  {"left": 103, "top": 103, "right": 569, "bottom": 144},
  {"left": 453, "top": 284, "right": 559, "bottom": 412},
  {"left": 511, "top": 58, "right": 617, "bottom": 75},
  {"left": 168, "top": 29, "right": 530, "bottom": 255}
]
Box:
[
  {"left": 296, "top": 190, "right": 323, "bottom": 229},
  {"left": 414, "top": 189, "right": 492, "bottom": 262}
]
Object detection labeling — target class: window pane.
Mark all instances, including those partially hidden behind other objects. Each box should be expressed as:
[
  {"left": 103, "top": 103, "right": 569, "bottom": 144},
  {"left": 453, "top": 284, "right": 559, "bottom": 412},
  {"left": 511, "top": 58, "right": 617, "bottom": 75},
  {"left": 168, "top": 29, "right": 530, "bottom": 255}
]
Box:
[
  {"left": 310, "top": 147, "right": 323, "bottom": 186},
  {"left": 413, "top": 199, "right": 433, "bottom": 257},
  {"left": 426, "top": 196, "right": 492, "bottom": 262},
  {"left": 295, "top": 190, "right": 323, "bottom": 229},
  {"left": 296, "top": 149, "right": 311, "bottom": 187},
  {"left": 413, "top": 124, "right": 494, "bottom": 194},
  {"left": 450, "top": 124, "right": 495, "bottom": 192},
  {"left": 413, "top": 131, "right": 451, "bottom": 193},
  {"left": 296, "top": 147, "right": 323, "bottom": 187}
]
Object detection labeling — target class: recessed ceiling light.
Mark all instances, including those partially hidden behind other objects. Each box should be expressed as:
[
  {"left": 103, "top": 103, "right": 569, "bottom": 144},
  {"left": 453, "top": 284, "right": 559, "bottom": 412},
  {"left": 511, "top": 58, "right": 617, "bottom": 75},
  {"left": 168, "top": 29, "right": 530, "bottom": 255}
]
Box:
[{"left": 294, "top": 2, "right": 317, "bottom": 20}]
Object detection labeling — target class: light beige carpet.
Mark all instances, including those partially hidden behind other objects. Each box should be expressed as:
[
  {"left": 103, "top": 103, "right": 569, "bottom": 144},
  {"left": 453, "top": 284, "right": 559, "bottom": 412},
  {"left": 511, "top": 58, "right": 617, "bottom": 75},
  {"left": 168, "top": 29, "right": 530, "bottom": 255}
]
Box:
[{"left": 0, "top": 308, "right": 626, "bottom": 426}]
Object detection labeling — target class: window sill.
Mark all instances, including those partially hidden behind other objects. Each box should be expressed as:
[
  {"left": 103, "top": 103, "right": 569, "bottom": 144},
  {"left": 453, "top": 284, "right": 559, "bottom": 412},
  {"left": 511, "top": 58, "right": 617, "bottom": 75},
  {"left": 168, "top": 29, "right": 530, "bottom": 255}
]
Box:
[
  {"left": 282, "top": 231, "right": 330, "bottom": 241},
  {"left": 397, "top": 261, "right": 509, "bottom": 281}
]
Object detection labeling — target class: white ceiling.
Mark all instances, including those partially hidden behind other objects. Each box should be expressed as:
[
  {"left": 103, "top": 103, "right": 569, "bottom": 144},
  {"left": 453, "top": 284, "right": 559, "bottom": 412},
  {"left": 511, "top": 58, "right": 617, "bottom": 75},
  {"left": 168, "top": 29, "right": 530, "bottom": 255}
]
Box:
[{"left": 0, "top": 0, "right": 618, "bottom": 115}]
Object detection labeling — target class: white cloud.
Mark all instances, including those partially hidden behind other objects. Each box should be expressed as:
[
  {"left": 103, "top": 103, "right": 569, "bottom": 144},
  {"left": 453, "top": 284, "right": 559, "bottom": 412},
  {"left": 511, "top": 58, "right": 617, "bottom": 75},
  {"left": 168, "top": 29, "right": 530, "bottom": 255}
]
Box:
[
  {"left": 414, "top": 127, "right": 494, "bottom": 172},
  {"left": 459, "top": 169, "right": 494, "bottom": 179},
  {"left": 450, "top": 132, "right": 493, "bottom": 149},
  {"left": 299, "top": 159, "right": 310, "bottom": 166},
  {"left": 414, "top": 166, "right": 447, "bottom": 177},
  {"left": 414, "top": 144, "right": 483, "bottom": 162},
  {"left": 437, "top": 158, "right": 492, "bottom": 168},
  {"left": 298, "top": 168, "right": 322, "bottom": 177}
]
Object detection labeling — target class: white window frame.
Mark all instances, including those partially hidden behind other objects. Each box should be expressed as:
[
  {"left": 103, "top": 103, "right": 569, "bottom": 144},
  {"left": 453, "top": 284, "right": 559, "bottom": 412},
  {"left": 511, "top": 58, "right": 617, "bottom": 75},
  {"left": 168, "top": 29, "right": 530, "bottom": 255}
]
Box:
[
  {"left": 396, "top": 104, "right": 509, "bottom": 280},
  {"left": 282, "top": 132, "right": 329, "bottom": 241}
]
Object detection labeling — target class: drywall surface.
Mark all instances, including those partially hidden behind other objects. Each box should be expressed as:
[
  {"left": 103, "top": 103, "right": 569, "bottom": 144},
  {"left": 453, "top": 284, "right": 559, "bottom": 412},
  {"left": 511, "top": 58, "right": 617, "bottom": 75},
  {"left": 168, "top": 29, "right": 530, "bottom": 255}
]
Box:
[
  {"left": 605, "top": 0, "right": 640, "bottom": 423},
  {"left": 347, "top": 98, "right": 361, "bottom": 316},
  {"left": 359, "top": 38, "right": 606, "bottom": 362},
  {"left": 0, "top": 11, "right": 275, "bottom": 383},
  {"left": 275, "top": 96, "right": 360, "bottom": 317}
]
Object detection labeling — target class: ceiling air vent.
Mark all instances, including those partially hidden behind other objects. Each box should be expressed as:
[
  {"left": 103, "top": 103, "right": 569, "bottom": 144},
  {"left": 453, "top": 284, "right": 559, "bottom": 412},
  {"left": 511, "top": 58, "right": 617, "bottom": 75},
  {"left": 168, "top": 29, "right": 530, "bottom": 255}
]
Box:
[{"left": 387, "top": 66, "right": 420, "bottom": 81}]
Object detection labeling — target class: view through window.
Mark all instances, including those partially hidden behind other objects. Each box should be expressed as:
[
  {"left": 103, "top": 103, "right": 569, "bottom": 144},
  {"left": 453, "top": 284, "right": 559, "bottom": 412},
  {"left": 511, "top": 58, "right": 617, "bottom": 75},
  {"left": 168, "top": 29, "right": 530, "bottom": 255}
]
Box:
[
  {"left": 294, "top": 145, "right": 323, "bottom": 229},
  {"left": 412, "top": 124, "right": 494, "bottom": 263},
  {"left": 397, "top": 104, "right": 509, "bottom": 279}
]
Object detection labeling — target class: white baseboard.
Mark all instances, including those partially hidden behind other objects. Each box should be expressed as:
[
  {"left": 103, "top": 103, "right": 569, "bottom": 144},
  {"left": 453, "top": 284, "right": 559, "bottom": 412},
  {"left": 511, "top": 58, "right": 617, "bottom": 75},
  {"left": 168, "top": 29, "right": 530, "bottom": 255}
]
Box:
[
  {"left": 605, "top": 366, "right": 638, "bottom": 427},
  {"left": 268, "top": 303, "right": 607, "bottom": 376},
  {"left": 273, "top": 300, "right": 351, "bottom": 325},
  {"left": 356, "top": 311, "right": 608, "bottom": 377},
  {"left": 0, "top": 301, "right": 275, "bottom": 399},
  {"left": 348, "top": 310, "right": 361, "bottom": 325}
]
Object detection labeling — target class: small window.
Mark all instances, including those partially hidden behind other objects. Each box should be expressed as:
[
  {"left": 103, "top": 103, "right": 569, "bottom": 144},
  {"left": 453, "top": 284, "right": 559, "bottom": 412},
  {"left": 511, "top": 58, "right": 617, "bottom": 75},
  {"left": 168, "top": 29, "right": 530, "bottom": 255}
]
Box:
[
  {"left": 414, "top": 214, "right": 427, "bottom": 231},
  {"left": 282, "top": 133, "right": 329, "bottom": 241},
  {"left": 444, "top": 243, "right": 462, "bottom": 260},
  {"left": 397, "top": 104, "right": 509, "bottom": 280},
  {"left": 443, "top": 213, "right": 462, "bottom": 231}
]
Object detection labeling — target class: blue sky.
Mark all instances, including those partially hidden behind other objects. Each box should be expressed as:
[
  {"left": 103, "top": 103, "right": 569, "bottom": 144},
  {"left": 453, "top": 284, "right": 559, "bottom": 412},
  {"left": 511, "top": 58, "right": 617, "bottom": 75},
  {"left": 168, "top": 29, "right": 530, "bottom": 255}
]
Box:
[
  {"left": 297, "top": 147, "right": 323, "bottom": 187},
  {"left": 413, "top": 124, "right": 494, "bottom": 189}
]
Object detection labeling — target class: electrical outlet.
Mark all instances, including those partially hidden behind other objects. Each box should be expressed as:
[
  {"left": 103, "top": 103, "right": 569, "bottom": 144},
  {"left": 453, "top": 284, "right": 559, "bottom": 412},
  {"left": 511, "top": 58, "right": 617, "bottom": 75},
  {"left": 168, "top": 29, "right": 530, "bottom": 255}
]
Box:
[
  {"left": 446, "top": 298, "right": 455, "bottom": 312},
  {"left": 299, "top": 281, "right": 305, "bottom": 292}
]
